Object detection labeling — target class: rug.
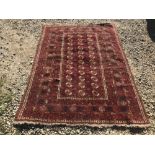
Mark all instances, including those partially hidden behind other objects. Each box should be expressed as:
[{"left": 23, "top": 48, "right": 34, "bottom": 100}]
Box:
[{"left": 14, "top": 24, "right": 149, "bottom": 127}]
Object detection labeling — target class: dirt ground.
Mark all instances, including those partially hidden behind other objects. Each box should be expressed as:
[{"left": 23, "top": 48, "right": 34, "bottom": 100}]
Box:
[{"left": 0, "top": 19, "right": 155, "bottom": 135}]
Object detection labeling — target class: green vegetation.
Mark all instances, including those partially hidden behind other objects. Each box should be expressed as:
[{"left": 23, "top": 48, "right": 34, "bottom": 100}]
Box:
[
  {"left": 0, "top": 75, "right": 13, "bottom": 134},
  {"left": 0, "top": 75, "right": 13, "bottom": 115},
  {"left": 0, "top": 93, "right": 12, "bottom": 115}
]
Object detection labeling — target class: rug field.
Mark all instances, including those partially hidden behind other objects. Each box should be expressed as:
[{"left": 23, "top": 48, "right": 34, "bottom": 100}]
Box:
[{"left": 14, "top": 24, "right": 149, "bottom": 127}]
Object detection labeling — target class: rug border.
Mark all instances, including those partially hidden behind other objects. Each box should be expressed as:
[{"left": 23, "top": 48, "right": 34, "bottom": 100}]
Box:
[
  {"left": 14, "top": 23, "right": 150, "bottom": 127},
  {"left": 14, "top": 25, "right": 47, "bottom": 121},
  {"left": 111, "top": 23, "right": 149, "bottom": 124}
]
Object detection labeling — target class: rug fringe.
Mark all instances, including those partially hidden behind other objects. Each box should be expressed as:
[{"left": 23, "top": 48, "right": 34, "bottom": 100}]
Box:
[{"left": 14, "top": 120, "right": 150, "bottom": 128}]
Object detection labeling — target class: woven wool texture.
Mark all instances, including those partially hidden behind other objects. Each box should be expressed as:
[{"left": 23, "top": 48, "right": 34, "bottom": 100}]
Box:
[{"left": 14, "top": 24, "right": 149, "bottom": 127}]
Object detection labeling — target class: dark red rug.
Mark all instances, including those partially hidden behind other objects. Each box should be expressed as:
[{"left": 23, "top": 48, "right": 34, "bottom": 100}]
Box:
[{"left": 14, "top": 24, "right": 149, "bottom": 127}]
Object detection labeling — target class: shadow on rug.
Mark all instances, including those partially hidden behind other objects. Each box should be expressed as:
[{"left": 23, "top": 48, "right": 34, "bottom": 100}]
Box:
[{"left": 146, "top": 19, "right": 155, "bottom": 42}]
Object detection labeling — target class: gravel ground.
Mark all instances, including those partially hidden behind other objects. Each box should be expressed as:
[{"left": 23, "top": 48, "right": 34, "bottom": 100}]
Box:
[{"left": 0, "top": 19, "right": 155, "bottom": 135}]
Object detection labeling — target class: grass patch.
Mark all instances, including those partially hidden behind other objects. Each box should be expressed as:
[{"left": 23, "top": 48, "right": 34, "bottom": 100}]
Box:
[
  {"left": 0, "top": 75, "right": 13, "bottom": 115},
  {"left": 0, "top": 93, "right": 12, "bottom": 115},
  {"left": 0, "top": 121, "right": 7, "bottom": 134},
  {"left": 0, "top": 75, "right": 13, "bottom": 134}
]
